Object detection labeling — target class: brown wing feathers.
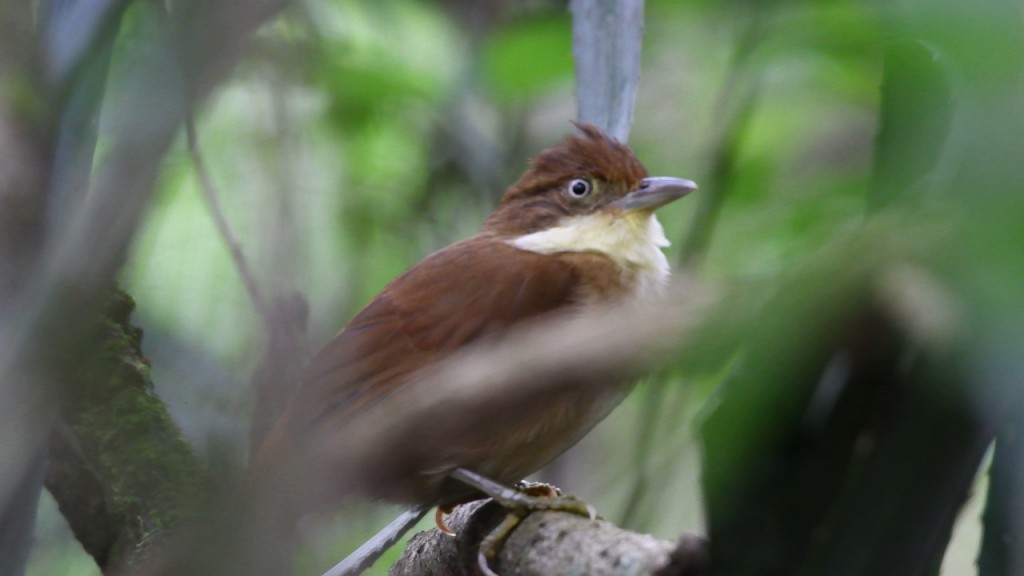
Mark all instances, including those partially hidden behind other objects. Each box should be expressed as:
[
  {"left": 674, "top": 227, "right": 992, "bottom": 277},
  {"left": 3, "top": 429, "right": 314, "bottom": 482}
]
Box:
[{"left": 275, "top": 237, "right": 578, "bottom": 439}]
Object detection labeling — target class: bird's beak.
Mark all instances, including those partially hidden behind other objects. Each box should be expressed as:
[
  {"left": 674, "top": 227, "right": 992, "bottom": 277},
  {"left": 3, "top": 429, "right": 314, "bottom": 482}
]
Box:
[{"left": 611, "top": 177, "right": 697, "bottom": 213}]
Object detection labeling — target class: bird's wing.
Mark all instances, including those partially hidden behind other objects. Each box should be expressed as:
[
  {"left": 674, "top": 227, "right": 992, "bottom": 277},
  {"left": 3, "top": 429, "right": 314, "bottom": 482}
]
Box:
[{"left": 285, "top": 236, "right": 579, "bottom": 436}]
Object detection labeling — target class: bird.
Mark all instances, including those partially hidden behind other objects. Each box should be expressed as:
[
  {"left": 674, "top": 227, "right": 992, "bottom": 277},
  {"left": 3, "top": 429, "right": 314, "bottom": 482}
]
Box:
[{"left": 250, "top": 123, "right": 696, "bottom": 574}]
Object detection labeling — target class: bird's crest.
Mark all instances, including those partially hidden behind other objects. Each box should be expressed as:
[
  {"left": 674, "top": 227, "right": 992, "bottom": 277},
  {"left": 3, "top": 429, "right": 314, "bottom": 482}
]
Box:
[{"left": 500, "top": 123, "right": 648, "bottom": 205}]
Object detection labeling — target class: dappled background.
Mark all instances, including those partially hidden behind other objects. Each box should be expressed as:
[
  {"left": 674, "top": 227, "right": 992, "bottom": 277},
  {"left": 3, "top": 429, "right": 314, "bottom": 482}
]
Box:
[{"left": 11, "top": 0, "right": 1023, "bottom": 575}]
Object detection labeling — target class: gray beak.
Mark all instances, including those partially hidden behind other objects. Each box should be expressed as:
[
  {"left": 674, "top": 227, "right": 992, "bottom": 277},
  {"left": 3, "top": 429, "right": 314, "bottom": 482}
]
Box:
[{"left": 612, "top": 177, "right": 698, "bottom": 213}]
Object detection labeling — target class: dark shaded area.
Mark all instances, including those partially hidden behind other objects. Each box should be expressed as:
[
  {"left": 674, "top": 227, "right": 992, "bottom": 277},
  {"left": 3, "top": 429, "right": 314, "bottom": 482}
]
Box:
[
  {"left": 702, "top": 295, "right": 990, "bottom": 576},
  {"left": 654, "top": 534, "right": 710, "bottom": 576},
  {"left": 979, "top": 421, "right": 1024, "bottom": 576},
  {"left": 699, "top": 14, "right": 999, "bottom": 573}
]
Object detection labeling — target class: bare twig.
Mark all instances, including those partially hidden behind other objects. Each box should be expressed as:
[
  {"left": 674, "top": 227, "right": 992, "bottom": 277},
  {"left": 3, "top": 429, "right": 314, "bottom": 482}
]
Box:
[{"left": 184, "top": 116, "right": 272, "bottom": 325}]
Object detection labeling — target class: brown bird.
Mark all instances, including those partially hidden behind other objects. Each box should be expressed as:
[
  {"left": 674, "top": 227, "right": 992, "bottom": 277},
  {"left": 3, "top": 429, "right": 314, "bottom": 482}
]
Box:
[{"left": 251, "top": 123, "right": 695, "bottom": 574}]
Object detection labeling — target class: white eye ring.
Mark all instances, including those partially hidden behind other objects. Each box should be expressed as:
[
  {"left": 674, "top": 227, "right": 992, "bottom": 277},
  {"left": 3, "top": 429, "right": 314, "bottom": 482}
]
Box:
[{"left": 567, "top": 178, "right": 592, "bottom": 199}]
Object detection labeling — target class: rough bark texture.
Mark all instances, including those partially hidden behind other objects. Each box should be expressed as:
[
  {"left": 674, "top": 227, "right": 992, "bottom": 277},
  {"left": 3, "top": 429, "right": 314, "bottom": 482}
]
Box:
[
  {"left": 390, "top": 499, "right": 702, "bottom": 576},
  {"left": 45, "top": 290, "right": 207, "bottom": 572}
]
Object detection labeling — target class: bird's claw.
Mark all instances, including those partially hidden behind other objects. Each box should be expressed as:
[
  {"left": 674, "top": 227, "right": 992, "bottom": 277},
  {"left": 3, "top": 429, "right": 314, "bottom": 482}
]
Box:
[
  {"left": 434, "top": 506, "right": 456, "bottom": 536},
  {"left": 479, "top": 487, "right": 597, "bottom": 575},
  {"left": 477, "top": 512, "right": 522, "bottom": 576},
  {"left": 447, "top": 469, "right": 599, "bottom": 576}
]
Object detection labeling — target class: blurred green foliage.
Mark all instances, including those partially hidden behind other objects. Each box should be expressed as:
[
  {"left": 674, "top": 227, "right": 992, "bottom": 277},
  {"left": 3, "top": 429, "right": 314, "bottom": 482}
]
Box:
[{"left": 481, "top": 15, "right": 573, "bottom": 103}]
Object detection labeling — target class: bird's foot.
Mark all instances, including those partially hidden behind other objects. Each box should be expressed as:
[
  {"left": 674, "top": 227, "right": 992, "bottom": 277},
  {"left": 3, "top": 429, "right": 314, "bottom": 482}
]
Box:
[
  {"left": 435, "top": 478, "right": 585, "bottom": 538},
  {"left": 475, "top": 493, "right": 595, "bottom": 576},
  {"left": 449, "top": 468, "right": 597, "bottom": 576},
  {"left": 513, "top": 479, "right": 562, "bottom": 499}
]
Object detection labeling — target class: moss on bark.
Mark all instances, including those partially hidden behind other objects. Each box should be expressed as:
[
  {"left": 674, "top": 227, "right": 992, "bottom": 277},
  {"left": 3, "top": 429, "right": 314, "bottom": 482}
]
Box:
[{"left": 46, "top": 289, "right": 207, "bottom": 571}]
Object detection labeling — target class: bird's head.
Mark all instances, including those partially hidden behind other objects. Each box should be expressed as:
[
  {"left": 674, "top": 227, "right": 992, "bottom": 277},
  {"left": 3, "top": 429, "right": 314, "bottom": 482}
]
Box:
[{"left": 484, "top": 123, "right": 696, "bottom": 271}]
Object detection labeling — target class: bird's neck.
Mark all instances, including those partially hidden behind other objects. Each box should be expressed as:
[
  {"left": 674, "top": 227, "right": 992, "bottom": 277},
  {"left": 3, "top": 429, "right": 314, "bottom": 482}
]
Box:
[{"left": 503, "top": 211, "right": 672, "bottom": 301}]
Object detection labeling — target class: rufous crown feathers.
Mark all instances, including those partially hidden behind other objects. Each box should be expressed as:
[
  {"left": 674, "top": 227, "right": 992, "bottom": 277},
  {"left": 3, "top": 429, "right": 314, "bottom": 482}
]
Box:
[{"left": 500, "top": 123, "right": 648, "bottom": 205}]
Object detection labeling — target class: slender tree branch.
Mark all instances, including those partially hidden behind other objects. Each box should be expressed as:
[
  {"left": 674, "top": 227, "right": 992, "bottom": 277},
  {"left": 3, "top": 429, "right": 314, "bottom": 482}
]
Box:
[{"left": 184, "top": 116, "right": 272, "bottom": 324}]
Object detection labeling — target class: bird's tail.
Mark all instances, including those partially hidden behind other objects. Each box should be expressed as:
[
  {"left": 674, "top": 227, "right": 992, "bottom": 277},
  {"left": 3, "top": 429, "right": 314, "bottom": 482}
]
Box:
[{"left": 321, "top": 506, "right": 429, "bottom": 576}]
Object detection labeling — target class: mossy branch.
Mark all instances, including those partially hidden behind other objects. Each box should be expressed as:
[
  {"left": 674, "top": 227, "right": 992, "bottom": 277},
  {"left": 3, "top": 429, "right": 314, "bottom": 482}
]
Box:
[{"left": 45, "top": 290, "right": 208, "bottom": 571}]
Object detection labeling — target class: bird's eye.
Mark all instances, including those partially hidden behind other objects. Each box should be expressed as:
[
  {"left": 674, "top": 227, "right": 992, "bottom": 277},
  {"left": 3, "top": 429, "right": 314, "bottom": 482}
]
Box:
[{"left": 567, "top": 178, "right": 592, "bottom": 199}]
